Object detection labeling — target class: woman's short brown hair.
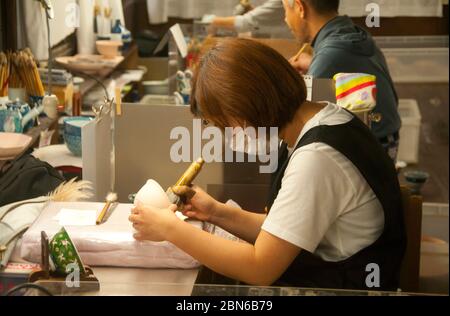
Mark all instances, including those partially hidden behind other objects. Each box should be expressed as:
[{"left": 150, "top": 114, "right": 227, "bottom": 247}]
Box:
[{"left": 190, "top": 38, "right": 307, "bottom": 130}]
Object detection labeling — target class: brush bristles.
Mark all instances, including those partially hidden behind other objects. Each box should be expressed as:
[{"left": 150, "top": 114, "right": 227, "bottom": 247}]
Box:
[
  {"left": 48, "top": 178, "right": 94, "bottom": 202},
  {"left": 106, "top": 192, "right": 118, "bottom": 203},
  {"left": 0, "top": 48, "right": 45, "bottom": 97}
]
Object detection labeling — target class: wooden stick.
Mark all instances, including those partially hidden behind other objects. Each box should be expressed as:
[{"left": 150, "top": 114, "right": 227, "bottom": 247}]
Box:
[{"left": 293, "top": 43, "right": 312, "bottom": 61}]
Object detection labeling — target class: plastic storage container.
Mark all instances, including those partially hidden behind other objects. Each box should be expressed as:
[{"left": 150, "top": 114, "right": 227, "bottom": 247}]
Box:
[{"left": 398, "top": 99, "right": 422, "bottom": 164}]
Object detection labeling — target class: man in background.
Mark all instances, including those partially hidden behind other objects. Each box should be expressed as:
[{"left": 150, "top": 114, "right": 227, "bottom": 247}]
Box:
[
  {"left": 284, "top": 0, "right": 401, "bottom": 161},
  {"left": 206, "top": 0, "right": 292, "bottom": 38}
]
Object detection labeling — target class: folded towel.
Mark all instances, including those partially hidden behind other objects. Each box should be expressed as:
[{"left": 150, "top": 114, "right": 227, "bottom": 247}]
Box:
[
  {"left": 334, "top": 73, "right": 377, "bottom": 112},
  {"left": 20, "top": 202, "right": 203, "bottom": 269}
]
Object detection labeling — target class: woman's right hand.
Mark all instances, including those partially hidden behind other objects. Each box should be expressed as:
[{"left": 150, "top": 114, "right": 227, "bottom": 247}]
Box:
[
  {"left": 289, "top": 52, "right": 313, "bottom": 74},
  {"left": 171, "top": 185, "right": 221, "bottom": 223}
]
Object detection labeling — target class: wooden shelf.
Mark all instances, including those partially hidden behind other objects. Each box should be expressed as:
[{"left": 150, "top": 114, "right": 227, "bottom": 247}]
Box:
[{"left": 79, "top": 44, "right": 139, "bottom": 96}]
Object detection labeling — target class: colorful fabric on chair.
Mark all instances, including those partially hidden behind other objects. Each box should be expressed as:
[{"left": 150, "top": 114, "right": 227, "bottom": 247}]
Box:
[{"left": 334, "top": 73, "right": 377, "bottom": 112}]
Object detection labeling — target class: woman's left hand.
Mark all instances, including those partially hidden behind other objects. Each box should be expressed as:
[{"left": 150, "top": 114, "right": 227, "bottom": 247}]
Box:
[{"left": 128, "top": 204, "right": 180, "bottom": 242}]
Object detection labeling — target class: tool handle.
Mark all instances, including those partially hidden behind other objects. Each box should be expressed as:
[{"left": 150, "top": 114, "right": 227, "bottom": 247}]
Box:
[
  {"left": 293, "top": 43, "right": 311, "bottom": 61},
  {"left": 96, "top": 202, "right": 111, "bottom": 225}
]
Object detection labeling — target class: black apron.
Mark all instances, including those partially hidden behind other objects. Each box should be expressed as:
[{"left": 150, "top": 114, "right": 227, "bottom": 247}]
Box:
[{"left": 267, "top": 115, "right": 406, "bottom": 291}]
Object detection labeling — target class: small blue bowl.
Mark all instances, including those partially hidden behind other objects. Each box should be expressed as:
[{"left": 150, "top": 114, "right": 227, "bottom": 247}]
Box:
[
  {"left": 64, "top": 134, "right": 82, "bottom": 157},
  {"left": 404, "top": 171, "right": 430, "bottom": 195},
  {"left": 404, "top": 171, "right": 430, "bottom": 184},
  {"left": 63, "top": 116, "right": 93, "bottom": 137},
  {"left": 63, "top": 117, "right": 93, "bottom": 156}
]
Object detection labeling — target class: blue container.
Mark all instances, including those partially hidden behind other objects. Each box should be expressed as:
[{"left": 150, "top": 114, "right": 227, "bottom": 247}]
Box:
[{"left": 404, "top": 170, "right": 430, "bottom": 195}]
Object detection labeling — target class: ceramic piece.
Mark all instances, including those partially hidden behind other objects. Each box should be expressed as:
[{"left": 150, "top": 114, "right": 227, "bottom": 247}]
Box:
[
  {"left": 96, "top": 40, "right": 123, "bottom": 59},
  {"left": 134, "top": 179, "right": 171, "bottom": 209},
  {"left": 0, "top": 132, "right": 32, "bottom": 160},
  {"left": 404, "top": 170, "right": 430, "bottom": 195},
  {"left": 49, "top": 227, "right": 87, "bottom": 276},
  {"left": 56, "top": 54, "right": 124, "bottom": 76}
]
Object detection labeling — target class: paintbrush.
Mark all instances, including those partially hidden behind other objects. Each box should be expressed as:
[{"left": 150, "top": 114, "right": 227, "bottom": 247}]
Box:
[
  {"left": 292, "top": 43, "right": 312, "bottom": 61},
  {"left": 96, "top": 192, "right": 118, "bottom": 225}
]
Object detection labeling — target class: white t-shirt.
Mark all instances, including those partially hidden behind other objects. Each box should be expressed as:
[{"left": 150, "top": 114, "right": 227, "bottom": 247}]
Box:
[{"left": 262, "top": 102, "right": 384, "bottom": 262}]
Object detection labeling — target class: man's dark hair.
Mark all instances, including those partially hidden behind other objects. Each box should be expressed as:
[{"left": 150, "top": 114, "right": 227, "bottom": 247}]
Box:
[{"left": 304, "top": 0, "right": 340, "bottom": 14}]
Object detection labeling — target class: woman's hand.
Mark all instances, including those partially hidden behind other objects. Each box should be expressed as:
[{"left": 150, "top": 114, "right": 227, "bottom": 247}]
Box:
[
  {"left": 289, "top": 52, "right": 313, "bottom": 74},
  {"left": 128, "top": 203, "right": 179, "bottom": 242},
  {"left": 171, "top": 185, "right": 221, "bottom": 223}
]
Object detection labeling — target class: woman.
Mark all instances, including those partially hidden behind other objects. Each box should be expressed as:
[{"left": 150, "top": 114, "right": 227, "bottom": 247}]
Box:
[{"left": 129, "top": 38, "right": 406, "bottom": 290}]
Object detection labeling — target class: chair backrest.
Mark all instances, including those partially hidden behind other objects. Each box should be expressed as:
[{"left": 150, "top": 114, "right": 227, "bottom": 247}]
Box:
[{"left": 399, "top": 186, "right": 423, "bottom": 292}]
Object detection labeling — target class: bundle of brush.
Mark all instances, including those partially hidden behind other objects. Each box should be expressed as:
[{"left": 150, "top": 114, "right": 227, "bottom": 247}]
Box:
[
  {"left": 0, "top": 52, "right": 9, "bottom": 97},
  {"left": 7, "top": 52, "right": 23, "bottom": 90},
  {"left": 11, "top": 49, "right": 45, "bottom": 97}
]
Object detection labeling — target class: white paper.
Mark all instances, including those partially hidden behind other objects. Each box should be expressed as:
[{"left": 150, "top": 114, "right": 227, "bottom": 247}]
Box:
[
  {"left": 170, "top": 24, "right": 188, "bottom": 58},
  {"left": 33, "top": 144, "right": 83, "bottom": 168},
  {"left": 58, "top": 208, "right": 98, "bottom": 226}
]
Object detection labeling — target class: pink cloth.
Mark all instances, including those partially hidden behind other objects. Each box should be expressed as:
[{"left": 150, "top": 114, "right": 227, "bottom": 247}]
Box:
[{"left": 20, "top": 202, "right": 204, "bottom": 269}]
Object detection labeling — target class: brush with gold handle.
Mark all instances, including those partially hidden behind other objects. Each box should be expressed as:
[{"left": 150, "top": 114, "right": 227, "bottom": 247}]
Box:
[
  {"left": 166, "top": 158, "right": 205, "bottom": 208},
  {"left": 96, "top": 192, "right": 118, "bottom": 225}
]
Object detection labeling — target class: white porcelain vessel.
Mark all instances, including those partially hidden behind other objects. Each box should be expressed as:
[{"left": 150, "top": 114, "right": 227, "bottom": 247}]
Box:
[{"left": 134, "top": 179, "right": 171, "bottom": 209}]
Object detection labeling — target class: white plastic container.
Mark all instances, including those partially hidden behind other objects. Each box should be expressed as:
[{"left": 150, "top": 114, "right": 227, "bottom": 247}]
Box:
[
  {"left": 398, "top": 99, "right": 422, "bottom": 164},
  {"left": 383, "top": 47, "right": 449, "bottom": 83}
]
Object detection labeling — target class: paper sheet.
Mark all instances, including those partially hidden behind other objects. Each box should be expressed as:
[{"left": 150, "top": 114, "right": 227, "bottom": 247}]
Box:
[
  {"left": 33, "top": 144, "right": 83, "bottom": 168},
  {"left": 57, "top": 208, "right": 98, "bottom": 226},
  {"left": 303, "top": 75, "right": 313, "bottom": 102},
  {"left": 170, "top": 24, "right": 188, "bottom": 58}
]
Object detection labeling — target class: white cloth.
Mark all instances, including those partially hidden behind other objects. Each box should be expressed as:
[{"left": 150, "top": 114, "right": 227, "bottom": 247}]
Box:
[
  {"left": 262, "top": 102, "right": 384, "bottom": 262},
  {"left": 78, "top": 0, "right": 96, "bottom": 54},
  {"left": 17, "top": 0, "right": 77, "bottom": 60},
  {"left": 20, "top": 202, "right": 202, "bottom": 269}
]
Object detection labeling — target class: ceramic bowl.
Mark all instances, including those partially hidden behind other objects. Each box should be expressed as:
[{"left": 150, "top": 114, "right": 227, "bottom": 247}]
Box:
[
  {"left": 56, "top": 54, "right": 124, "bottom": 76},
  {"left": 49, "top": 227, "right": 86, "bottom": 276},
  {"left": 63, "top": 116, "right": 92, "bottom": 137},
  {"left": 0, "top": 132, "right": 32, "bottom": 160},
  {"left": 63, "top": 117, "right": 93, "bottom": 156},
  {"left": 134, "top": 179, "right": 171, "bottom": 209},
  {"left": 404, "top": 170, "right": 430, "bottom": 195},
  {"left": 96, "top": 40, "right": 123, "bottom": 59}
]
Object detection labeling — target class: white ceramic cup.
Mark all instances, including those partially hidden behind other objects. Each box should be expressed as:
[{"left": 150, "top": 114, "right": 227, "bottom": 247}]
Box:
[{"left": 134, "top": 179, "right": 171, "bottom": 209}]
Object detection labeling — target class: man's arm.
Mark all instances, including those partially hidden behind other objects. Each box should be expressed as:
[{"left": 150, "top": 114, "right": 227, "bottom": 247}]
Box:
[
  {"left": 212, "top": 0, "right": 285, "bottom": 33},
  {"left": 212, "top": 16, "right": 237, "bottom": 29}
]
